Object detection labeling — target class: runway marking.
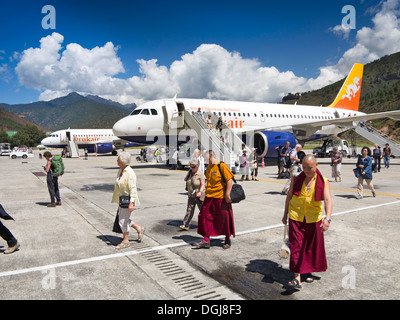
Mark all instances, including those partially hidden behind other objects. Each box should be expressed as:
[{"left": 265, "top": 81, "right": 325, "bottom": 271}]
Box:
[{"left": 1, "top": 200, "right": 399, "bottom": 279}]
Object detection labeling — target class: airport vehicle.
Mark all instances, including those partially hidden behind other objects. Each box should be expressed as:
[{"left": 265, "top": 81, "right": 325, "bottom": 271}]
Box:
[
  {"left": 0, "top": 143, "right": 11, "bottom": 156},
  {"left": 112, "top": 63, "right": 400, "bottom": 162},
  {"left": 41, "top": 128, "right": 137, "bottom": 155},
  {"left": 9, "top": 149, "right": 34, "bottom": 159},
  {"left": 313, "top": 139, "right": 350, "bottom": 158}
]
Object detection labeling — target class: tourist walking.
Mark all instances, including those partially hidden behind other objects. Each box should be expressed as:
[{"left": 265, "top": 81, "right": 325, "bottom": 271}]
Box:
[
  {"left": 282, "top": 144, "right": 302, "bottom": 194},
  {"left": 112, "top": 151, "right": 144, "bottom": 249},
  {"left": 180, "top": 159, "right": 206, "bottom": 231},
  {"left": 372, "top": 144, "right": 382, "bottom": 173},
  {"left": 250, "top": 149, "right": 259, "bottom": 181},
  {"left": 355, "top": 147, "right": 376, "bottom": 199},
  {"left": 43, "top": 151, "right": 62, "bottom": 207},
  {"left": 239, "top": 149, "right": 249, "bottom": 181},
  {"left": 383, "top": 143, "right": 392, "bottom": 168},
  {"left": 330, "top": 147, "right": 343, "bottom": 182},
  {"left": 0, "top": 204, "right": 20, "bottom": 254}
]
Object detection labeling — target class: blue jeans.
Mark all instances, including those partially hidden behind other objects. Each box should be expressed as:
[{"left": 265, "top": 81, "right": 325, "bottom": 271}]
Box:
[
  {"left": 47, "top": 172, "right": 61, "bottom": 203},
  {"left": 0, "top": 221, "right": 17, "bottom": 247},
  {"left": 384, "top": 156, "right": 390, "bottom": 168}
]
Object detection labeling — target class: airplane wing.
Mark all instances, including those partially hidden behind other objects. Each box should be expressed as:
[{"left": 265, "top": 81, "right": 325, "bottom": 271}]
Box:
[{"left": 263, "top": 109, "right": 400, "bottom": 132}]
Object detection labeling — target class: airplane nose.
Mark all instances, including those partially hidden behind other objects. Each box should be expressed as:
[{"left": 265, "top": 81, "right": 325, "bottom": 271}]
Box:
[{"left": 113, "top": 117, "right": 131, "bottom": 137}]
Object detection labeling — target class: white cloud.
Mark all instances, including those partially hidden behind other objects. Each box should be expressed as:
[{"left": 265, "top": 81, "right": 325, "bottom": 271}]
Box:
[
  {"left": 328, "top": 0, "right": 400, "bottom": 74},
  {"left": 329, "top": 25, "right": 352, "bottom": 40},
  {"left": 14, "top": 0, "right": 400, "bottom": 105}
]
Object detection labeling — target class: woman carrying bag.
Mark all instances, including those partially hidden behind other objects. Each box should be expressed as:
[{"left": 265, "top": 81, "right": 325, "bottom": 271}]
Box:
[
  {"left": 111, "top": 151, "right": 144, "bottom": 249},
  {"left": 180, "top": 158, "right": 206, "bottom": 231}
]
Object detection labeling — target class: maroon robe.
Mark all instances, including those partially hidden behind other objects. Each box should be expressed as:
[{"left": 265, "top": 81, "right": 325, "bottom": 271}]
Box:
[{"left": 197, "top": 197, "right": 235, "bottom": 238}]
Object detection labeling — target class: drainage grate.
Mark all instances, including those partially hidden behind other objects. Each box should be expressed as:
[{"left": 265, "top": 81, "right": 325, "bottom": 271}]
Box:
[
  {"left": 32, "top": 171, "right": 46, "bottom": 177},
  {"left": 133, "top": 244, "right": 243, "bottom": 300}
]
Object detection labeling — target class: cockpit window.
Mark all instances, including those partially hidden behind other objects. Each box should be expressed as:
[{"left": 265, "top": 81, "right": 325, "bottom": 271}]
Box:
[
  {"left": 130, "top": 109, "right": 142, "bottom": 116},
  {"left": 130, "top": 108, "right": 153, "bottom": 115}
]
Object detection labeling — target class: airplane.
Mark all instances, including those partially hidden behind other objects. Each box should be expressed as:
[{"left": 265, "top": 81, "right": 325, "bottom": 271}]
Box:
[
  {"left": 41, "top": 128, "right": 137, "bottom": 155},
  {"left": 112, "top": 63, "right": 400, "bottom": 159}
]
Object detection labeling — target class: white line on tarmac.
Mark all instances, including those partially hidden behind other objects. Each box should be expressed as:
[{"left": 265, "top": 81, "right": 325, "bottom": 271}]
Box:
[{"left": 1, "top": 200, "right": 399, "bottom": 278}]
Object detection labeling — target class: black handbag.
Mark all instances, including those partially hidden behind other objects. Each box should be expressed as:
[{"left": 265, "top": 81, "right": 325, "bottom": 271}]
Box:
[
  {"left": 217, "top": 163, "right": 245, "bottom": 203},
  {"left": 119, "top": 195, "right": 131, "bottom": 208},
  {"left": 112, "top": 210, "right": 123, "bottom": 233}
]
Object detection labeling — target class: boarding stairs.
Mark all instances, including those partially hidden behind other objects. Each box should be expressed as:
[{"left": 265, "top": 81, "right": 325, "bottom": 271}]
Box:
[
  {"left": 354, "top": 123, "right": 400, "bottom": 157},
  {"left": 67, "top": 137, "right": 80, "bottom": 158},
  {"left": 182, "top": 110, "right": 247, "bottom": 171}
]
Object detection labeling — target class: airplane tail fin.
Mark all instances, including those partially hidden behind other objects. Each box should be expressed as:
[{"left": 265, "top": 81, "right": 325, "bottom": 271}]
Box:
[{"left": 326, "top": 63, "right": 364, "bottom": 111}]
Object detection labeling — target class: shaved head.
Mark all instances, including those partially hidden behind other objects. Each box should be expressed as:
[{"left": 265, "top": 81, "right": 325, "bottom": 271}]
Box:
[{"left": 302, "top": 154, "right": 317, "bottom": 165}]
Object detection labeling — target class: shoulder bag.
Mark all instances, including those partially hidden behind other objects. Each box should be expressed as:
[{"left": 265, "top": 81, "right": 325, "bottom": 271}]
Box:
[
  {"left": 119, "top": 195, "right": 131, "bottom": 208},
  {"left": 217, "top": 163, "right": 245, "bottom": 203}
]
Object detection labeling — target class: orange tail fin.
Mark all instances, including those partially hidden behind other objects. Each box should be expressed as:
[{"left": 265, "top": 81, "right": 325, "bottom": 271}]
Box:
[{"left": 327, "top": 63, "right": 364, "bottom": 111}]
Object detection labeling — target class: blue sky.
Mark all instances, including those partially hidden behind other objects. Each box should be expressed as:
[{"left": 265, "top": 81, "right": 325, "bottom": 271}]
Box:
[{"left": 1, "top": 0, "right": 399, "bottom": 105}]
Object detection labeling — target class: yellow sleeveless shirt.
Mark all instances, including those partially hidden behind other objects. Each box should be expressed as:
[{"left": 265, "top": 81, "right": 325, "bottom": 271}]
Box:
[{"left": 288, "top": 176, "right": 328, "bottom": 223}]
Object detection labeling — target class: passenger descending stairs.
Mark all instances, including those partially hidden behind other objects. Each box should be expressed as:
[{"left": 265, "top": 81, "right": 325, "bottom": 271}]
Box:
[
  {"left": 355, "top": 123, "right": 400, "bottom": 157},
  {"left": 67, "top": 137, "right": 80, "bottom": 158},
  {"left": 183, "top": 110, "right": 247, "bottom": 170}
]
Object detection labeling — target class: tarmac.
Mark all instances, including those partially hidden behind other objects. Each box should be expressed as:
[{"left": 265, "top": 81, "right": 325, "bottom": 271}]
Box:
[{"left": 0, "top": 149, "right": 399, "bottom": 301}]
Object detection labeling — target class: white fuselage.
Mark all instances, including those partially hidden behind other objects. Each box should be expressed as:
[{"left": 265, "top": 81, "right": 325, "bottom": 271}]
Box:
[
  {"left": 41, "top": 129, "right": 118, "bottom": 148},
  {"left": 112, "top": 98, "right": 365, "bottom": 144}
]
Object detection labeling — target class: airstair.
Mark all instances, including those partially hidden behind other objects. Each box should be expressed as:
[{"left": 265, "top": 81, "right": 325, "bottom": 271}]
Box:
[
  {"left": 182, "top": 110, "right": 249, "bottom": 171},
  {"left": 67, "top": 137, "right": 80, "bottom": 158},
  {"left": 163, "top": 100, "right": 252, "bottom": 171},
  {"left": 354, "top": 123, "right": 400, "bottom": 157},
  {"left": 183, "top": 110, "right": 231, "bottom": 164}
]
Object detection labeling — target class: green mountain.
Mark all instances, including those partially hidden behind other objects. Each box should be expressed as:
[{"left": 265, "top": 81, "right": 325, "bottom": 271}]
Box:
[
  {"left": 282, "top": 51, "right": 400, "bottom": 138},
  {"left": 1, "top": 92, "right": 134, "bottom": 131},
  {"left": 0, "top": 107, "right": 49, "bottom": 132}
]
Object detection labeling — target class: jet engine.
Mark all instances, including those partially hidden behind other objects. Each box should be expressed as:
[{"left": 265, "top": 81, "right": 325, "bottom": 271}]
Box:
[
  {"left": 94, "top": 143, "right": 114, "bottom": 154},
  {"left": 253, "top": 131, "right": 297, "bottom": 158}
]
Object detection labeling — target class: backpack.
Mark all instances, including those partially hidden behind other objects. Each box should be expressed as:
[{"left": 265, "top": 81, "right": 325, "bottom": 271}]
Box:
[
  {"left": 51, "top": 155, "right": 65, "bottom": 177},
  {"left": 282, "top": 147, "right": 292, "bottom": 169},
  {"left": 284, "top": 149, "right": 296, "bottom": 169}
]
